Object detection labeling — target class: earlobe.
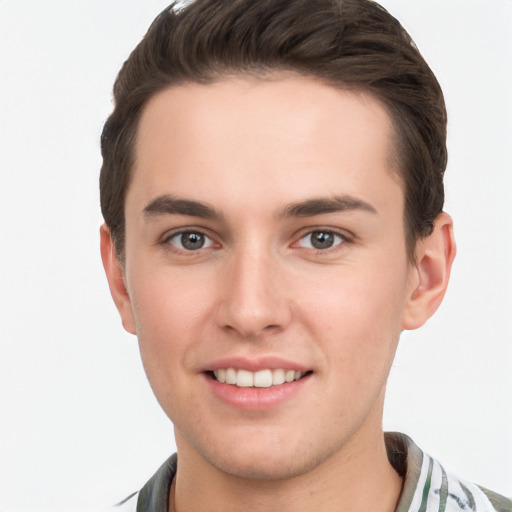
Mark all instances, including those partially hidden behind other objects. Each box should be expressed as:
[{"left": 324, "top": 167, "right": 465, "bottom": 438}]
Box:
[
  {"left": 402, "top": 212, "right": 457, "bottom": 330},
  {"left": 99, "top": 224, "right": 137, "bottom": 335}
]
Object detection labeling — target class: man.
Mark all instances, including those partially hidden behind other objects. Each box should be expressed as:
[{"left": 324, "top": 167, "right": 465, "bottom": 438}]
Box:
[{"left": 99, "top": 1, "right": 511, "bottom": 511}]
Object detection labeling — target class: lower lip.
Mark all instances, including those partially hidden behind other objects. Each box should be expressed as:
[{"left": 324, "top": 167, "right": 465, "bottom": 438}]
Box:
[{"left": 204, "top": 373, "right": 311, "bottom": 411}]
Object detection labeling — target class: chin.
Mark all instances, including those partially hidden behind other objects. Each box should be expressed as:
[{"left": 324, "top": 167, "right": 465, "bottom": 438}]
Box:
[
  {"left": 199, "top": 437, "right": 334, "bottom": 482},
  {"left": 214, "top": 456, "right": 313, "bottom": 481}
]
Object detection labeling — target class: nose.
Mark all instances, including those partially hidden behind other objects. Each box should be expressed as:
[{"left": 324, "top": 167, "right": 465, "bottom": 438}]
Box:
[{"left": 214, "top": 247, "right": 292, "bottom": 339}]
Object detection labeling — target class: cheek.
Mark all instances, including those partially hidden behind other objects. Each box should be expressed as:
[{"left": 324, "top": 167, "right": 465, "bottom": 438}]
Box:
[
  {"left": 130, "top": 263, "right": 211, "bottom": 337},
  {"left": 302, "top": 256, "right": 408, "bottom": 325},
  {"left": 299, "top": 258, "right": 409, "bottom": 371},
  {"left": 126, "top": 270, "right": 203, "bottom": 396}
]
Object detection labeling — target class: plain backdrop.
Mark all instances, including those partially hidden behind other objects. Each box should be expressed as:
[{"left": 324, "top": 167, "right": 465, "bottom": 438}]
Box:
[{"left": 0, "top": 1, "right": 511, "bottom": 511}]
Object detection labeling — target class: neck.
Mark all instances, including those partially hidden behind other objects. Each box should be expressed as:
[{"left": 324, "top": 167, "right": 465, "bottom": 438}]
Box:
[{"left": 171, "top": 427, "right": 403, "bottom": 512}]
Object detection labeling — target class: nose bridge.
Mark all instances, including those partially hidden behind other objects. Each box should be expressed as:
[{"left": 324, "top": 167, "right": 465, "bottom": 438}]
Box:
[{"left": 216, "top": 240, "right": 290, "bottom": 337}]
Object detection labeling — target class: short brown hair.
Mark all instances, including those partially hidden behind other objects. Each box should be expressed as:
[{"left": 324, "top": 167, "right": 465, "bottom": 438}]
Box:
[{"left": 100, "top": 0, "right": 447, "bottom": 261}]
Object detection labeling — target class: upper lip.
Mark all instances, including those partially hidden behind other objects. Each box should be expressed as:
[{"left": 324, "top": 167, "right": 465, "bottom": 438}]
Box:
[{"left": 201, "top": 356, "right": 310, "bottom": 373}]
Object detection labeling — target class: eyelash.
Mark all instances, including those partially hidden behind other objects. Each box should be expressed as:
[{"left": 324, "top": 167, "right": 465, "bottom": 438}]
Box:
[
  {"left": 161, "top": 229, "right": 217, "bottom": 253},
  {"left": 294, "top": 228, "right": 350, "bottom": 252},
  {"left": 160, "top": 227, "right": 352, "bottom": 254}
]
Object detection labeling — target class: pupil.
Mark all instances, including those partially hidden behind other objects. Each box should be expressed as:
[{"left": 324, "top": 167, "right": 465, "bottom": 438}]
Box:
[
  {"left": 312, "top": 231, "right": 334, "bottom": 249},
  {"left": 182, "top": 232, "right": 204, "bottom": 250}
]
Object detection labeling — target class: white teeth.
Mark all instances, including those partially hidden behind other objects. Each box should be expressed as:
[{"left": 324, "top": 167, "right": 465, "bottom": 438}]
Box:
[
  {"left": 236, "top": 369, "right": 254, "bottom": 387},
  {"left": 272, "top": 368, "right": 285, "bottom": 385},
  {"left": 212, "top": 368, "right": 306, "bottom": 387},
  {"left": 285, "top": 370, "right": 295, "bottom": 383},
  {"left": 215, "top": 369, "right": 226, "bottom": 383},
  {"left": 253, "top": 369, "right": 273, "bottom": 388},
  {"left": 225, "top": 368, "right": 237, "bottom": 385}
]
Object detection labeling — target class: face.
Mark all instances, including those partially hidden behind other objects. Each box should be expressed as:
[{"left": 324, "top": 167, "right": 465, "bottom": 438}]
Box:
[{"left": 114, "top": 76, "right": 421, "bottom": 480}]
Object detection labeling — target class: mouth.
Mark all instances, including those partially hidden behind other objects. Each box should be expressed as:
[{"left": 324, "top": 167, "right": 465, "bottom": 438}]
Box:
[{"left": 208, "top": 368, "right": 313, "bottom": 388}]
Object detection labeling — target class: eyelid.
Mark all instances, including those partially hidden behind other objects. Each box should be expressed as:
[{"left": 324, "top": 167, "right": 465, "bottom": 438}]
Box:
[
  {"left": 158, "top": 225, "right": 353, "bottom": 253},
  {"left": 160, "top": 227, "right": 220, "bottom": 252},
  {"left": 292, "top": 227, "right": 354, "bottom": 250}
]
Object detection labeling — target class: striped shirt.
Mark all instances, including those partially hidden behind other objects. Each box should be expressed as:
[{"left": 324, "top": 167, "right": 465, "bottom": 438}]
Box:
[{"left": 110, "top": 433, "right": 511, "bottom": 512}]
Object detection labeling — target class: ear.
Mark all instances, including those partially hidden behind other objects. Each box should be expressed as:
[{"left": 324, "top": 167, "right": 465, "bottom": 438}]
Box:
[
  {"left": 100, "top": 224, "right": 137, "bottom": 335},
  {"left": 402, "top": 212, "right": 456, "bottom": 330}
]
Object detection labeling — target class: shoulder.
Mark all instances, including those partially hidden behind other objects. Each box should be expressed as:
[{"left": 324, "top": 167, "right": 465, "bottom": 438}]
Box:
[
  {"left": 386, "top": 432, "right": 511, "bottom": 512},
  {"left": 103, "top": 492, "right": 138, "bottom": 512},
  {"left": 476, "top": 486, "right": 512, "bottom": 512},
  {"left": 105, "top": 453, "right": 177, "bottom": 512},
  {"left": 439, "top": 471, "right": 511, "bottom": 512}
]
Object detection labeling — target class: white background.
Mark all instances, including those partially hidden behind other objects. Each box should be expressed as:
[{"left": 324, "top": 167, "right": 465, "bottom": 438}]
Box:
[{"left": 0, "top": 1, "right": 510, "bottom": 510}]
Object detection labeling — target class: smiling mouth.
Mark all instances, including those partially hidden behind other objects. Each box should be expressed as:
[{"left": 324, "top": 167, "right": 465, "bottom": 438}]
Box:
[{"left": 209, "top": 368, "right": 312, "bottom": 388}]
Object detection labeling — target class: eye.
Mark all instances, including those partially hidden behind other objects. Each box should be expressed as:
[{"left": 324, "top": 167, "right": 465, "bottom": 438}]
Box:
[
  {"left": 297, "top": 230, "right": 345, "bottom": 250},
  {"left": 167, "top": 231, "right": 215, "bottom": 251}
]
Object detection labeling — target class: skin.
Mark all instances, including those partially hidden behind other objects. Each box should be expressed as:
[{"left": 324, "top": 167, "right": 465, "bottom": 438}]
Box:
[{"left": 101, "top": 75, "right": 455, "bottom": 512}]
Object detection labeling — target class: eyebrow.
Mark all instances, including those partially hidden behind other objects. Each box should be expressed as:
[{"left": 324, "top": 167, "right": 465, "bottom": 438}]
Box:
[
  {"left": 143, "top": 195, "right": 222, "bottom": 220},
  {"left": 278, "top": 196, "right": 378, "bottom": 218},
  {"left": 142, "top": 194, "right": 377, "bottom": 221}
]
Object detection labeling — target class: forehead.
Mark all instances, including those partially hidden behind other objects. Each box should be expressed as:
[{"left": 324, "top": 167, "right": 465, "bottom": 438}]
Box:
[{"left": 129, "top": 75, "right": 402, "bottom": 216}]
